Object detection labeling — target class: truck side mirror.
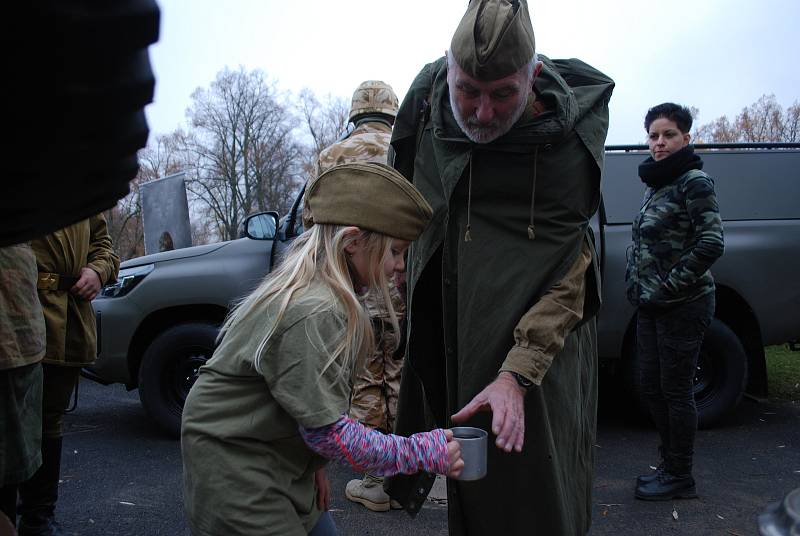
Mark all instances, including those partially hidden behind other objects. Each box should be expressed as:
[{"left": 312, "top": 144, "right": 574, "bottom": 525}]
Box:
[{"left": 243, "top": 212, "right": 279, "bottom": 240}]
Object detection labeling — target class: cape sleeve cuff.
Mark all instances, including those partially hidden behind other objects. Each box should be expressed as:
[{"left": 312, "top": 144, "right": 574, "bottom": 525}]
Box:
[
  {"left": 86, "top": 264, "right": 106, "bottom": 285},
  {"left": 500, "top": 345, "right": 553, "bottom": 386}
]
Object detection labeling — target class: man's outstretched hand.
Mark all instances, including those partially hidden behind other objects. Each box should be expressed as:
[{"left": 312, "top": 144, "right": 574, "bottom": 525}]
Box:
[{"left": 451, "top": 372, "right": 526, "bottom": 453}]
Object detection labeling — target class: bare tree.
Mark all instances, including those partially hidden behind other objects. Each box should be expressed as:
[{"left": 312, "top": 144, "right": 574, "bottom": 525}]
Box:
[
  {"left": 694, "top": 116, "right": 739, "bottom": 143},
  {"left": 694, "top": 94, "right": 800, "bottom": 143},
  {"left": 104, "top": 195, "right": 143, "bottom": 261},
  {"left": 109, "top": 71, "right": 353, "bottom": 253},
  {"left": 183, "top": 67, "right": 304, "bottom": 241},
  {"left": 297, "top": 89, "right": 350, "bottom": 180},
  {"left": 785, "top": 102, "right": 800, "bottom": 143},
  {"left": 139, "top": 131, "right": 188, "bottom": 181}
]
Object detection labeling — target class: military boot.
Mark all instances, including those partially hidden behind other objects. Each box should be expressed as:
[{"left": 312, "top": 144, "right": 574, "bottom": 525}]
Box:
[
  {"left": 345, "top": 474, "right": 401, "bottom": 512},
  {"left": 636, "top": 462, "right": 664, "bottom": 486},
  {"left": 17, "top": 437, "right": 64, "bottom": 536},
  {"left": 635, "top": 471, "right": 697, "bottom": 501},
  {"left": 636, "top": 446, "right": 667, "bottom": 486}
]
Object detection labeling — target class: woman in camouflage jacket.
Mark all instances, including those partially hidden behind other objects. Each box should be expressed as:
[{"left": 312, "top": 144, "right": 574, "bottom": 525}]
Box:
[{"left": 626, "top": 103, "right": 724, "bottom": 501}]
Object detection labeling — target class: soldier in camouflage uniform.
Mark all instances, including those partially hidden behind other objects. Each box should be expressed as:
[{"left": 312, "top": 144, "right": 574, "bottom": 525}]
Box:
[
  {"left": 303, "top": 81, "right": 407, "bottom": 512},
  {"left": 317, "top": 81, "right": 397, "bottom": 172},
  {"left": 626, "top": 103, "right": 724, "bottom": 501},
  {"left": 0, "top": 244, "right": 46, "bottom": 529},
  {"left": 302, "top": 80, "right": 399, "bottom": 229},
  {"left": 349, "top": 281, "right": 406, "bottom": 432}
]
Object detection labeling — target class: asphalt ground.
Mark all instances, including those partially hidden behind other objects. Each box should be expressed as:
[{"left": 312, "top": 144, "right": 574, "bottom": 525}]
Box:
[{"left": 46, "top": 379, "right": 799, "bottom": 535}]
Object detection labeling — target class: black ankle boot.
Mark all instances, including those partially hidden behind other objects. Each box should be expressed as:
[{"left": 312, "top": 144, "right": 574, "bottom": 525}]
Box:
[
  {"left": 636, "top": 462, "right": 663, "bottom": 486},
  {"left": 635, "top": 471, "right": 697, "bottom": 501},
  {"left": 636, "top": 446, "right": 667, "bottom": 486},
  {"left": 17, "top": 437, "right": 64, "bottom": 536}
]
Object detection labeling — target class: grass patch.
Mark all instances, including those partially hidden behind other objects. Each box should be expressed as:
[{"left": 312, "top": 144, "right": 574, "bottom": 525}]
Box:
[{"left": 766, "top": 345, "right": 800, "bottom": 402}]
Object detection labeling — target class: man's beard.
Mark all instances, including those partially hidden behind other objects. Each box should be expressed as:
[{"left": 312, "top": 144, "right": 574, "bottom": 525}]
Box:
[{"left": 450, "top": 91, "right": 529, "bottom": 144}]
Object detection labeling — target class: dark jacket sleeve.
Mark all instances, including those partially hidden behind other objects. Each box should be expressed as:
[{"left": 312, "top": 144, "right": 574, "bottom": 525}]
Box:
[{"left": 663, "top": 174, "right": 724, "bottom": 295}]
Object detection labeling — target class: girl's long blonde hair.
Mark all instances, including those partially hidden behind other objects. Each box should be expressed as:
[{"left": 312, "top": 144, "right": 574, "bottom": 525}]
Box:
[{"left": 220, "top": 223, "right": 400, "bottom": 380}]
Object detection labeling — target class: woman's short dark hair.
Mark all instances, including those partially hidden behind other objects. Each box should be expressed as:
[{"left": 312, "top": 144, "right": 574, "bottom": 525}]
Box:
[{"left": 644, "top": 103, "right": 693, "bottom": 133}]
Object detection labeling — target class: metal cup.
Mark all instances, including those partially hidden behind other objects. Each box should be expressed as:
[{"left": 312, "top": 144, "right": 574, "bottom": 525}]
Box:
[{"left": 451, "top": 427, "right": 487, "bottom": 481}]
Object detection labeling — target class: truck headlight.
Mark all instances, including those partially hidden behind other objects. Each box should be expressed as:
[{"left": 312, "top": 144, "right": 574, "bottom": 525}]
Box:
[{"left": 99, "top": 264, "right": 154, "bottom": 298}]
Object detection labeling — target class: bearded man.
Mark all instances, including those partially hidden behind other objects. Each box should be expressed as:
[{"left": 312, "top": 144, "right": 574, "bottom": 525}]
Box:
[{"left": 385, "top": 1, "right": 614, "bottom": 534}]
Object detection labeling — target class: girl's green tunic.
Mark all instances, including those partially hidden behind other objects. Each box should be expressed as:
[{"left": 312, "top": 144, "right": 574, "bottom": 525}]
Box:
[{"left": 182, "top": 287, "right": 350, "bottom": 536}]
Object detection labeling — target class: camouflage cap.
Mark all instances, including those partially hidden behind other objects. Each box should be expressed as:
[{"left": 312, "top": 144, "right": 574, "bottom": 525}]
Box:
[
  {"left": 305, "top": 162, "right": 432, "bottom": 241},
  {"left": 349, "top": 80, "right": 399, "bottom": 122},
  {"left": 450, "top": 0, "right": 535, "bottom": 81}
]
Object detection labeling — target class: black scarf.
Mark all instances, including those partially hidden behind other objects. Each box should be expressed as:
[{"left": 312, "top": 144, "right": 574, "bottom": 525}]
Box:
[{"left": 638, "top": 145, "right": 704, "bottom": 188}]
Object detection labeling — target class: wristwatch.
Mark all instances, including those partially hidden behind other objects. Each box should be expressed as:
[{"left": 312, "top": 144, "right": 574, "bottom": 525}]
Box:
[{"left": 507, "top": 371, "right": 534, "bottom": 390}]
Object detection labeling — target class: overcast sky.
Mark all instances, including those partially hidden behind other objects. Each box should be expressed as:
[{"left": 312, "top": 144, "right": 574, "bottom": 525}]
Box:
[{"left": 146, "top": 0, "right": 800, "bottom": 145}]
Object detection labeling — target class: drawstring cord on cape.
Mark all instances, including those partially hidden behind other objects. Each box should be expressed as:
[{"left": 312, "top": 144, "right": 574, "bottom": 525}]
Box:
[
  {"left": 463, "top": 145, "right": 540, "bottom": 242},
  {"left": 528, "top": 145, "right": 539, "bottom": 240},
  {"left": 464, "top": 152, "right": 473, "bottom": 242}
]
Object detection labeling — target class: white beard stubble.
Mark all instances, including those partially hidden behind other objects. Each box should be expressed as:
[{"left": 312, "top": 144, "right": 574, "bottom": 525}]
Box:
[{"left": 449, "top": 89, "right": 530, "bottom": 144}]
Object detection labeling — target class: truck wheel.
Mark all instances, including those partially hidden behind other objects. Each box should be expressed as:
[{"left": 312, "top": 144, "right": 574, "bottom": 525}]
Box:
[
  {"left": 626, "top": 318, "right": 748, "bottom": 429},
  {"left": 138, "top": 323, "right": 219, "bottom": 438},
  {"left": 694, "top": 319, "right": 748, "bottom": 429}
]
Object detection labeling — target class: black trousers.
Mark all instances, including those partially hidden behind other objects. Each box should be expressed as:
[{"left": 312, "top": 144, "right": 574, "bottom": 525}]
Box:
[
  {"left": 41, "top": 364, "right": 80, "bottom": 438},
  {"left": 637, "top": 293, "right": 714, "bottom": 475}
]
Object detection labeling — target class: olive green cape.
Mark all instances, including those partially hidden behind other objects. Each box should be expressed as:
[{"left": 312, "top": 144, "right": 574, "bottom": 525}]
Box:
[{"left": 387, "top": 55, "right": 613, "bottom": 535}]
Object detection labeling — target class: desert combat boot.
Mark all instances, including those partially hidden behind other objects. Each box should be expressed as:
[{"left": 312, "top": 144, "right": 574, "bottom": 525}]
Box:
[{"left": 345, "top": 474, "right": 402, "bottom": 512}]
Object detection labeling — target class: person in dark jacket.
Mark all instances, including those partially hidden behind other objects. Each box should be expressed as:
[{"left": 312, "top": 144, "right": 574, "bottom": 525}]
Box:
[{"left": 626, "top": 102, "right": 724, "bottom": 501}]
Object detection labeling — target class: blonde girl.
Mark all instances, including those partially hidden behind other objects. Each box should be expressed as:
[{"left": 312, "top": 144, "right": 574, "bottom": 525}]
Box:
[{"left": 181, "top": 163, "right": 463, "bottom": 536}]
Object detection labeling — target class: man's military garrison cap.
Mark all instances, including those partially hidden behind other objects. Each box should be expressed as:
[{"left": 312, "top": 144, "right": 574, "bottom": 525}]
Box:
[{"left": 450, "top": 0, "right": 536, "bottom": 81}]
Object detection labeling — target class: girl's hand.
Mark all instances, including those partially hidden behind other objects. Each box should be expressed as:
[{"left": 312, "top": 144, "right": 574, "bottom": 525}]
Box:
[
  {"left": 444, "top": 429, "right": 464, "bottom": 479},
  {"left": 314, "top": 467, "right": 331, "bottom": 511}
]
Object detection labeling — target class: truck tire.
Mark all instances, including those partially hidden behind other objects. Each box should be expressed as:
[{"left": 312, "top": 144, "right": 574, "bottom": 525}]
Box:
[
  {"left": 625, "top": 317, "right": 748, "bottom": 429},
  {"left": 693, "top": 319, "right": 749, "bottom": 429},
  {"left": 138, "top": 323, "right": 218, "bottom": 438}
]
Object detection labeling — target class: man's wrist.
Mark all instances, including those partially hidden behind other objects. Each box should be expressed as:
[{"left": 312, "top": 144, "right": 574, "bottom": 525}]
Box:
[{"left": 499, "top": 371, "right": 533, "bottom": 391}]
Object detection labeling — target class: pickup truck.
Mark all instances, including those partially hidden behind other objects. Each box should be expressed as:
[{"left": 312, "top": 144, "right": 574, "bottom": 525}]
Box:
[{"left": 89, "top": 144, "right": 800, "bottom": 437}]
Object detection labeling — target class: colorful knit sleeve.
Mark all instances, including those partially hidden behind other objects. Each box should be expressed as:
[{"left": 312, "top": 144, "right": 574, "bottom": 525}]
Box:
[{"left": 299, "top": 416, "right": 449, "bottom": 477}]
